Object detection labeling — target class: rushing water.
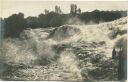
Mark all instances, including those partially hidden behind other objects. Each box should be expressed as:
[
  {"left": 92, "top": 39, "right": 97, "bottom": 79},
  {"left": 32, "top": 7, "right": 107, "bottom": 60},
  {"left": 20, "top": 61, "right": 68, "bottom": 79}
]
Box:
[{"left": 0, "top": 17, "right": 127, "bottom": 80}]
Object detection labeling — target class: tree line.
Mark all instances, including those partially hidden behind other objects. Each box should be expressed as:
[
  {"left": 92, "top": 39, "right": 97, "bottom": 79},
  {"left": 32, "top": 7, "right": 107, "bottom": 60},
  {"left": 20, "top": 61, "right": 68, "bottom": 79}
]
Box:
[{"left": 2, "top": 4, "right": 127, "bottom": 38}]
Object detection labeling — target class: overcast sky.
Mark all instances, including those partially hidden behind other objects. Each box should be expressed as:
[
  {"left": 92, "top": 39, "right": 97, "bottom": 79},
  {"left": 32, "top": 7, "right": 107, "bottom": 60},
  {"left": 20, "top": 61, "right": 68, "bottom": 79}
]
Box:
[{"left": 0, "top": 0, "right": 128, "bottom": 18}]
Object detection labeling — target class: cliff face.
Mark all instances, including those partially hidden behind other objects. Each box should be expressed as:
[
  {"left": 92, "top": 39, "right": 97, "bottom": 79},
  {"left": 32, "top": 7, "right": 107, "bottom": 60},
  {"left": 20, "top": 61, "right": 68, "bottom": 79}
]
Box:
[{"left": 0, "top": 17, "right": 127, "bottom": 81}]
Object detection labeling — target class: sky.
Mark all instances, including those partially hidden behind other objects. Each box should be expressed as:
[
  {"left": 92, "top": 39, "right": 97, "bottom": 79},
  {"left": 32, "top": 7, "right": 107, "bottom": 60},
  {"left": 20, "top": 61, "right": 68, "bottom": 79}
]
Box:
[{"left": 0, "top": 0, "right": 128, "bottom": 18}]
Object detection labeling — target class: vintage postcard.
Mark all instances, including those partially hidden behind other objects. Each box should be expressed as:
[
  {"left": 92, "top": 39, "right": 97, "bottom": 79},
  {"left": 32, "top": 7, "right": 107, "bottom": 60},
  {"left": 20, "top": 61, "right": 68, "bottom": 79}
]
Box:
[{"left": 0, "top": 0, "right": 127, "bottom": 81}]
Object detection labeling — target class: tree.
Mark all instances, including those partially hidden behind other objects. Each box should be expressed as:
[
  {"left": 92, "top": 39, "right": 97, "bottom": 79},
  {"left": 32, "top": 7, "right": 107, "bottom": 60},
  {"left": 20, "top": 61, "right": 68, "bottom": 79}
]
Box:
[
  {"left": 0, "top": 18, "right": 4, "bottom": 41},
  {"left": 77, "top": 8, "right": 81, "bottom": 14},
  {"left": 44, "top": 9, "right": 49, "bottom": 15},
  {"left": 55, "top": 5, "right": 62, "bottom": 14},
  {"left": 5, "top": 13, "right": 27, "bottom": 37},
  {"left": 26, "top": 16, "right": 39, "bottom": 28},
  {"left": 92, "top": 10, "right": 100, "bottom": 23},
  {"left": 38, "top": 13, "right": 46, "bottom": 27},
  {"left": 70, "top": 4, "right": 77, "bottom": 15},
  {"left": 49, "top": 14, "right": 62, "bottom": 27}
]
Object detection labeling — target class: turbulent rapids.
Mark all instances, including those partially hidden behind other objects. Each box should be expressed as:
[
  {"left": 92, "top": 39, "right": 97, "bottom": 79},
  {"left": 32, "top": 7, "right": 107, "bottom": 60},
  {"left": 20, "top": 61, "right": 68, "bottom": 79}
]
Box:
[{"left": 0, "top": 17, "right": 127, "bottom": 81}]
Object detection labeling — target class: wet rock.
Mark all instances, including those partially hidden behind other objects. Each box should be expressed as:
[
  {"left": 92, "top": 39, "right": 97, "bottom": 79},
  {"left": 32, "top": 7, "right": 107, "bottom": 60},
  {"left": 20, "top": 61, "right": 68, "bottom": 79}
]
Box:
[{"left": 48, "top": 25, "right": 80, "bottom": 41}]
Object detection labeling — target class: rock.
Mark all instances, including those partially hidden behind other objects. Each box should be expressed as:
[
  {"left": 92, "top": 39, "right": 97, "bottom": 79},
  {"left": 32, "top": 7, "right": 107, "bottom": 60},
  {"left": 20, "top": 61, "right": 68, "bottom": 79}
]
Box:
[{"left": 48, "top": 25, "right": 80, "bottom": 41}]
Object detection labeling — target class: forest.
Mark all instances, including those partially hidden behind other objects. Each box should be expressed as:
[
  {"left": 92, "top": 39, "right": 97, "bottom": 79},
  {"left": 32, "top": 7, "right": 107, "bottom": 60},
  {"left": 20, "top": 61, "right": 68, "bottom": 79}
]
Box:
[{"left": 1, "top": 4, "right": 127, "bottom": 38}]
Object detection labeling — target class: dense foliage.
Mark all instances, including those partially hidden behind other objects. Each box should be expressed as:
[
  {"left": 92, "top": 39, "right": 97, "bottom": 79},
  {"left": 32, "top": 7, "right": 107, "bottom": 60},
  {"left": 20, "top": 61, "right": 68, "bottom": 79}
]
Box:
[{"left": 2, "top": 5, "right": 127, "bottom": 37}]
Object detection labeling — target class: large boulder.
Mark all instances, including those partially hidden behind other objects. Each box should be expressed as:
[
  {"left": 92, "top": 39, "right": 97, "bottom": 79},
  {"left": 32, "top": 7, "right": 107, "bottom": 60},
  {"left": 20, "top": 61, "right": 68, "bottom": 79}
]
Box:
[{"left": 48, "top": 25, "right": 80, "bottom": 41}]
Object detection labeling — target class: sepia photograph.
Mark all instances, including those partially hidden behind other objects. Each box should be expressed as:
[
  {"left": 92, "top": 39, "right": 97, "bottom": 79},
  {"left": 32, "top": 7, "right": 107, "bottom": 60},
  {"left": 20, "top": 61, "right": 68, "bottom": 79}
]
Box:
[{"left": 0, "top": 0, "right": 127, "bottom": 81}]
